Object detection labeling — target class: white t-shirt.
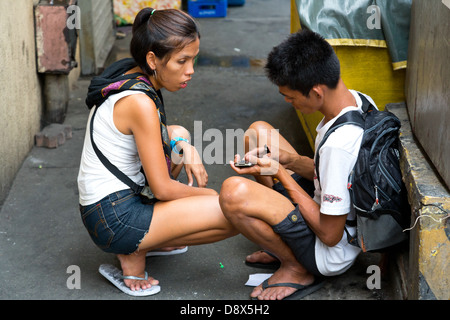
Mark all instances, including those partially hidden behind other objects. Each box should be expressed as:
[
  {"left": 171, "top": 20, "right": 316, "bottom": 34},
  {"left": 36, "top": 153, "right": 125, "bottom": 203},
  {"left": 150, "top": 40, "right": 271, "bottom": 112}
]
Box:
[
  {"left": 77, "top": 91, "right": 146, "bottom": 206},
  {"left": 313, "top": 90, "right": 377, "bottom": 276}
]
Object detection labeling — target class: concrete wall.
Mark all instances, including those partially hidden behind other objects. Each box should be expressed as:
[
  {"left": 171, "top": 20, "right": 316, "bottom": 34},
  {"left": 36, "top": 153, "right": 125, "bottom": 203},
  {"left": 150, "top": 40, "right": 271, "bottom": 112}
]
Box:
[
  {"left": 388, "top": 103, "right": 449, "bottom": 300},
  {"left": 0, "top": 0, "right": 81, "bottom": 206},
  {"left": 0, "top": 0, "right": 43, "bottom": 205},
  {"left": 399, "top": 0, "right": 450, "bottom": 300},
  {"left": 405, "top": 0, "right": 450, "bottom": 188}
]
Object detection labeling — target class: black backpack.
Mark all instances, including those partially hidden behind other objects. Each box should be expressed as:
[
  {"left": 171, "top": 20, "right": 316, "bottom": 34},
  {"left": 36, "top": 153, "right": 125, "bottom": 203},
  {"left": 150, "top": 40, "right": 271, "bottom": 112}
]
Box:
[{"left": 315, "top": 93, "right": 410, "bottom": 252}]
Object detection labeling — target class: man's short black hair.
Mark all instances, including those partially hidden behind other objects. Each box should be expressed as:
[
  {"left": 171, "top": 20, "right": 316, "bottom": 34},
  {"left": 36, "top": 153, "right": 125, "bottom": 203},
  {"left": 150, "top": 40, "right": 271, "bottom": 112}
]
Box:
[{"left": 265, "top": 29, "right": 341, "bottom": 96}]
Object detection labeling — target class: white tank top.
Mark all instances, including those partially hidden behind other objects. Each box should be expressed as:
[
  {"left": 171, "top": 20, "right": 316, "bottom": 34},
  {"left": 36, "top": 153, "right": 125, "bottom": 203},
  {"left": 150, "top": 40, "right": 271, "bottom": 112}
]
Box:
[{"left": 77, "top": 90, "right": 146, "bottom": 206}]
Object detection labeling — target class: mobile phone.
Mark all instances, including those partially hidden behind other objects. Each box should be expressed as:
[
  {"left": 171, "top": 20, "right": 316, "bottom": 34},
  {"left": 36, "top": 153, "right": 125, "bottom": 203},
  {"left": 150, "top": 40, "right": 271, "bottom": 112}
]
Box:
[{"left": 234, "top": 160, "right": 254, "bottom": 167}]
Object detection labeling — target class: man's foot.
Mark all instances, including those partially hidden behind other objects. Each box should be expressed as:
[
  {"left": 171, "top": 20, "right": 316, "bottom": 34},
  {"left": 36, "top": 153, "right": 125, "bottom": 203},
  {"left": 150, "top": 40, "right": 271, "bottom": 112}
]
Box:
[
  {"left": 246, "top": 250, "right": 279, "bottom": 265},
  {"left": 117, "top": 252, "right": 159, "bottom": 292},
  {"left": 250, "top": 265, "right": 315, "bottom": 300}
]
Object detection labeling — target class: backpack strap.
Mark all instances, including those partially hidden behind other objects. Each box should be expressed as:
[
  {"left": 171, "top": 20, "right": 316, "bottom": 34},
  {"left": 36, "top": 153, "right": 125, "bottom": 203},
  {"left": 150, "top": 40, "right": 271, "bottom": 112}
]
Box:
[
  {"left": 358, "top": 92, "right": 375, "bottom": 113},
  {"left": 88, "top": 76, "right": 172, "bottom": 195},
  {"left": 314, "top": 93, "right": 376, "bottom": 247},
  {"left": 315, "top": 111, "right": 364, "bottom": 186},
  {"left": 90, "top": 105, "right": 144, "bottom": 195},
  {"left": 314, "top": 112, "right": 363, "bottom": 245},
  {"left": 315, "top": 92, "right": 373, "bottom": 186}
]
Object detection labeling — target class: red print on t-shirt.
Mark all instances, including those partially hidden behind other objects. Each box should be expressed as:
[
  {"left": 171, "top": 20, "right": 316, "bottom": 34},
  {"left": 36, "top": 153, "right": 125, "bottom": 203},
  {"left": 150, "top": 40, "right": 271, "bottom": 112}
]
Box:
[{"left": 323, "top": 194, "right": 342, "bottom": 203}]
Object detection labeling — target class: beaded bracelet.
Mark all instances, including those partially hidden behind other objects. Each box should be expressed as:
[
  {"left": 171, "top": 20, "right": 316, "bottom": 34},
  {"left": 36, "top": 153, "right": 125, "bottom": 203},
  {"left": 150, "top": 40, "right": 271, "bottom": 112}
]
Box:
[{"left": 170, "top": 137, "right": 189, "bottom": 154}]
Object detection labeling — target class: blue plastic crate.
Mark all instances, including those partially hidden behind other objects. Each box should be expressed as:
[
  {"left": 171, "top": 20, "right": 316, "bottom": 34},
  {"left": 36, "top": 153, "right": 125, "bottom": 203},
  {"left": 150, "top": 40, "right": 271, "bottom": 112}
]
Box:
[
  {"left": 228, "top": 0, "right": 245, "bottom": 6},
  {"left": 188, "top": 0, "right": 227, "bottom": 18}
]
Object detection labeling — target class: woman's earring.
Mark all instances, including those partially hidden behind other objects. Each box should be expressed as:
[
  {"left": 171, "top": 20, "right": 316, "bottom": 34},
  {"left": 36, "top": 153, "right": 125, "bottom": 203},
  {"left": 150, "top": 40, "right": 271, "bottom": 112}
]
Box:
[{"left": 153, "top": 69, "right": 157, "bottom": 79}]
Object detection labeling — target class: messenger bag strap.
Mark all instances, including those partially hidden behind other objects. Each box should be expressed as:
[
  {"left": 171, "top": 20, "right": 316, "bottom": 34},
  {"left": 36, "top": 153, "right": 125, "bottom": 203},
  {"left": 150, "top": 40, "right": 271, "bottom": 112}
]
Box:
[{"left": 89, "top": 106, "right": 144, "bottom": 195}]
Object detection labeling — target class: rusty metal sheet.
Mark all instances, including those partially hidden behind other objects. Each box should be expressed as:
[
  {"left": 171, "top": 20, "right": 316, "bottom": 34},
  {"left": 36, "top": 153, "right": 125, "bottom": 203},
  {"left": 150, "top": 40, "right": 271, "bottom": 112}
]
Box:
[
  {"left": 405, "top": 0, "right": 450, "bottom": 188},
  {"left": 35, "top": 2, "right": 77, "bottom": 74}
]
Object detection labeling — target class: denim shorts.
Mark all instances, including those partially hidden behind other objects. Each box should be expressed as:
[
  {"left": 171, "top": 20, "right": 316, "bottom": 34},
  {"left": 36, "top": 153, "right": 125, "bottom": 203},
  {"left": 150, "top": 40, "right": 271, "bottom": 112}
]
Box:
[
  {"left": 79, "top": 189, "right": 154, "bottom": 255},
  {"left": 272, "top": 174, "right": 322, "bottom": 277}
]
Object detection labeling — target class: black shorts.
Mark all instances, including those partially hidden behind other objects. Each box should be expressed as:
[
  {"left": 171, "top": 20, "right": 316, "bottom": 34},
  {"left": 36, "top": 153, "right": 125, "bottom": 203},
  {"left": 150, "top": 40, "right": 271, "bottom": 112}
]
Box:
[{"left": 271, "top": 174, "right": 322, "bottom": 277}]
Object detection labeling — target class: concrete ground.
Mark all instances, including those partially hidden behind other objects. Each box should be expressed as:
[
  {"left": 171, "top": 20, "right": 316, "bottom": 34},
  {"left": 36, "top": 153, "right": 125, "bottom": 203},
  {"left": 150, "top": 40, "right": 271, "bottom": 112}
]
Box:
[{"left": 0, "top": 0, "right": 397, "bottom": 303}]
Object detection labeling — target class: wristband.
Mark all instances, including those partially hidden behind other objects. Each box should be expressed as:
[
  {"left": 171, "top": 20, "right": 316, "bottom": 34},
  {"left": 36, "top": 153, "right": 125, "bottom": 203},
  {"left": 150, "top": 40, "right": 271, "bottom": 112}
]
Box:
[{"left": 170, "top": 137, "right": 189, "bottom": 154}]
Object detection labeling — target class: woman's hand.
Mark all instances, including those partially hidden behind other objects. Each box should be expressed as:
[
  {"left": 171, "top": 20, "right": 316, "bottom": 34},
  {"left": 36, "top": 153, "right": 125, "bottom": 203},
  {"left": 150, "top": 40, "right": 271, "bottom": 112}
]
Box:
[
  {"left": 179, "top": 143, "right": 209, "bottom": 187},
  {"left": 168, "top": 126, "right": 209, "bottom": 188}
]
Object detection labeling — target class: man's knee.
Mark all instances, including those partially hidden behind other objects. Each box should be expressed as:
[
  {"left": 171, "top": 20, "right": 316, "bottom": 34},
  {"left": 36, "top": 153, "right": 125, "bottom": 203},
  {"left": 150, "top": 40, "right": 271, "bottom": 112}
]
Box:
[
  {"left": 248, "top": 121, "right": 273, "bottom": 132},
  {"left": 245, "top": 121, "right": 275, "bottom": 149},
  {"left": 219, "top": 176, "right": 252, "bottom": 216}
]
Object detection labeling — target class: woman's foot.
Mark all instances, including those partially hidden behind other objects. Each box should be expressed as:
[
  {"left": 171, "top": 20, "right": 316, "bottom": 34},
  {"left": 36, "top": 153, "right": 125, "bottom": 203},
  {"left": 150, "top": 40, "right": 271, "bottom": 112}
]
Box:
[
  {"left": 158, "top": 246, "right": 187, "bottom": 251},
  {"left": 117, "top": 252, "right": 159, "bottom": 292},
  {"left": 146, "top": 246, "right": 188, "bottom": 257}
]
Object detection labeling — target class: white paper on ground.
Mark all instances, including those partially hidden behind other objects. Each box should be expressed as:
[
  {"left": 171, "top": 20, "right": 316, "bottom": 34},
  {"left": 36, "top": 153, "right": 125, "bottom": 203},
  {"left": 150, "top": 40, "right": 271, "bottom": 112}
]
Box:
[{"left": 245, "top": 273, "right": 273, "bottom": 287}]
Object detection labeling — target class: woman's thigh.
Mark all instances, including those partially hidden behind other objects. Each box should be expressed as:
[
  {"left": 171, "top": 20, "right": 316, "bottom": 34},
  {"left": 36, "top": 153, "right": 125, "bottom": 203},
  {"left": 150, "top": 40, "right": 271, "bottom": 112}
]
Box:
[{"left": 138, "top": 195, "right": 236, "bottom": 251}]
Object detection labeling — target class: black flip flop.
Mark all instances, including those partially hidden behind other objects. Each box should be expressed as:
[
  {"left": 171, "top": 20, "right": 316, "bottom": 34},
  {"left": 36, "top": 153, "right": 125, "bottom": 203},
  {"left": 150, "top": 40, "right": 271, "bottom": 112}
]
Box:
[{"left": 260, "top": 278, "right": 325, "bottom": 300}]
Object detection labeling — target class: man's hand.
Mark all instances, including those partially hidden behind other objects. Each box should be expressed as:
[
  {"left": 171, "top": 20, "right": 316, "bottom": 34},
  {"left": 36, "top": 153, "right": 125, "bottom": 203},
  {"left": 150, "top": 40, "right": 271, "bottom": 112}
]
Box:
[{"left": 230, "top": 153, "right": 281, "bottom": 177}]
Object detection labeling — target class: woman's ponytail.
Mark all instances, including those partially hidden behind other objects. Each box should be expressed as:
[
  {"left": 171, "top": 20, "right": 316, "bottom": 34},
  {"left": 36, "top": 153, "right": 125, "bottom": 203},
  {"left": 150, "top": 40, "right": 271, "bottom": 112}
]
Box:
[{"left": 132, "top": 7, "right": 153, "bottom": 35}]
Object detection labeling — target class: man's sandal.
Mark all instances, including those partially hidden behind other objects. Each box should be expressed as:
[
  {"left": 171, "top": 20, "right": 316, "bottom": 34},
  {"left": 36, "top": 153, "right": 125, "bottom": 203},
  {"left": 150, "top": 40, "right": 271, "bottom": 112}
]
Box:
[{"left": 258, "top": 278, "right": 324, "bottom": 300}]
